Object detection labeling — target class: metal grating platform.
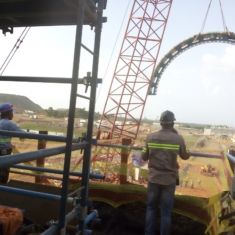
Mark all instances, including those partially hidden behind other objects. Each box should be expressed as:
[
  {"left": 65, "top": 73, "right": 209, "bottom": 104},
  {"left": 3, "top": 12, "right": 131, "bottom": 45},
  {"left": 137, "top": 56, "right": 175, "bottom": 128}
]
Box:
[{"left": 0, "top": 0, "right": 106, "bottom": 34}]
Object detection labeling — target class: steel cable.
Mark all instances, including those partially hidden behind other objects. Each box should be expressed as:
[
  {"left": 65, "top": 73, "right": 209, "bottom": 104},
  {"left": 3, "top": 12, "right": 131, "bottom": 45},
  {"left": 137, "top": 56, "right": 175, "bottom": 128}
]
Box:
[
  {"left": 95, "top": 0, "right": 132, "bottom": 103},
  {"left": 200, "top": 0, "right": 213, "bottom": 34},
  {"left": 0, "top": 27, "right": 28, "bottom": 72},
  {"left": 0, "top": 27, "right": 30, "bottom": 75},
  {"left": 218, "top": 0, "right": 229, "bottom": 33}
]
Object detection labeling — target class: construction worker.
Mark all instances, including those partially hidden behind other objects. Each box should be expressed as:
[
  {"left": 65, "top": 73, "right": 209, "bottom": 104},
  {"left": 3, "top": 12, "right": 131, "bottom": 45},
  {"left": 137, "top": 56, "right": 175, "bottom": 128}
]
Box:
[
  {"left": 179, "top": 177, "right": 183, "bottom": 187},
  {"left": 0, "top": 103, "right": 25, "bottom": 184},
  {"left": 197, "top": 178, "right": 201, "bottom": 187},
  {"left": 184, "top": 176, "right": 189, "bottom": 187},
  {"left": 190, "top": 179, "right": 194, "bottom": 188},
  {"left": 142, "top": 110, "right": 190, "bottom": 235}
]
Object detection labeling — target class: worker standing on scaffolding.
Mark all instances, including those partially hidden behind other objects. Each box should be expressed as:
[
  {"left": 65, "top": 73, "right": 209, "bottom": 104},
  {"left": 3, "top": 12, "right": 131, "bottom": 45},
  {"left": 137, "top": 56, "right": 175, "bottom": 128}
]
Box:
[
  {"left": 142, "top": 110, "right": 190, "bottom": 235},
  {"left": 0, "top": 103, "right": 25, "bottom": 184}
]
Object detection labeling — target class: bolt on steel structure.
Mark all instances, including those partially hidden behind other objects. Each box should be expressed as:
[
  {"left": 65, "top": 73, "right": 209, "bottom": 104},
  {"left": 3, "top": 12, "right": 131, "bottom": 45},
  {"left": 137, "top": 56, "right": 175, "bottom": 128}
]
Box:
[
  {"left": 0, "top": 0, "right": 107, "bottom": 234},
  {"left": 97, "top": 0, "right": 173, "bottom": 141}
]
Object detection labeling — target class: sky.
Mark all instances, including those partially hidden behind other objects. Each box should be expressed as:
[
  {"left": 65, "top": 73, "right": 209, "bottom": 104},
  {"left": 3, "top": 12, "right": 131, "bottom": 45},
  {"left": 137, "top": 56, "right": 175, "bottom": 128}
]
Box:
[{"left": 0, "top": 0, "right": 235, "bottom": 126}]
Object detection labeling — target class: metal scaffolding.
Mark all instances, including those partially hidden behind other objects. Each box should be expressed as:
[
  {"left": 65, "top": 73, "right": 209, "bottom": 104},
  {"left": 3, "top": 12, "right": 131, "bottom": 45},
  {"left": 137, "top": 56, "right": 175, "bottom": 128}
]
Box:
[{"left": 0, "top": 0, "right": 107, "bottom": 234}]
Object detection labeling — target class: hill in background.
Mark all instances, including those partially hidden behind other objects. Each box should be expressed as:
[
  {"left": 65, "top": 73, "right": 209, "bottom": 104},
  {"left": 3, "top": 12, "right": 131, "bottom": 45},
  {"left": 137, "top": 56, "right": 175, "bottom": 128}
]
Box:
[{"left": 0, "top": 93, "right": 43, "bottom": 112}]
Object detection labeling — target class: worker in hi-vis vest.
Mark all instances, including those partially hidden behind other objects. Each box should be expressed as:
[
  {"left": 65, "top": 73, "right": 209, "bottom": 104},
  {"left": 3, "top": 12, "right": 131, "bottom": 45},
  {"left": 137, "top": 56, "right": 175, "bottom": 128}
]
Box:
[
  {"left": 142, "top": 110, "right": 190, "bottom": 235},
  {"left": 0, "top": 103, "right": 25, "bottom": 184}
]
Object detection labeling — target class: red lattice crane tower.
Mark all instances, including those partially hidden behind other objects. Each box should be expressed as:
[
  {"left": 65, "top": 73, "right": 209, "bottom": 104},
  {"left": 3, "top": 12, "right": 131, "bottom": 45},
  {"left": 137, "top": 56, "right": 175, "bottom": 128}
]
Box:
[{"left": 97, "top": 0, "right": 173, "bottom": 142}]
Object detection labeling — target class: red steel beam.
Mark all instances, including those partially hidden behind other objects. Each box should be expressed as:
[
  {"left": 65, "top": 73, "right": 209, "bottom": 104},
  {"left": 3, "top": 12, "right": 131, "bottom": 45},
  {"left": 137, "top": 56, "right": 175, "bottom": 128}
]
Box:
[{"left": 97, "top": 0, "right": 172, "bottom": 142}]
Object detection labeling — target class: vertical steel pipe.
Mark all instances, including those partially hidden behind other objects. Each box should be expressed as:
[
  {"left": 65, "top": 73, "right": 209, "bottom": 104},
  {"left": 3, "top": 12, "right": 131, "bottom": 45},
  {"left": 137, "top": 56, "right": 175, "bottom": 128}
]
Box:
[
  {"left": 79, "top": 1, "right": 105, "bottom": 234},
  {"left": 36, "top": 130, "right": 48, "bottom": 183},
  {"left": 120, "top": 138, "right": 132, "bottom": 184},
  {"left": 58, "top": 0, "right": 86, "bottom": 231}
]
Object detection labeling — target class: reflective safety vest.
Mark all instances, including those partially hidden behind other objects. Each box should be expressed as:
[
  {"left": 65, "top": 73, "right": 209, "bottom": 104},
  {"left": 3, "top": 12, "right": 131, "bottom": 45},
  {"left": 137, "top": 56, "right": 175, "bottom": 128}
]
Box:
[{"left": 148, "top": 143, "right": 180, "bottom": 151}]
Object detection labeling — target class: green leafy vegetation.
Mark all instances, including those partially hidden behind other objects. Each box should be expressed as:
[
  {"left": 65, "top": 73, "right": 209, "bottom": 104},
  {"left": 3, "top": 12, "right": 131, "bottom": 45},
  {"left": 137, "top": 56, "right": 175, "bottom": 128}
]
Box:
[
  {"left": 0, "top": 93, "right": 43, "bottom": 112},
  {"left": 44, "top": 107, "right": 101, "bottom": 120}
]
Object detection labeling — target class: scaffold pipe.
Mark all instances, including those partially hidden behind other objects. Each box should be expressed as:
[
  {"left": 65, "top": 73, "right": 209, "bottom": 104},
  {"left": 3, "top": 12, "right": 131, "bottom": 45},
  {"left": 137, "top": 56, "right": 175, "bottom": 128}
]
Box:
[
  {"left": 0, "top": 130, "right": 66, "bottom": 142},
  {"left": 0, "top": 130, "right": 85, "bottom": 143},
  {"left": 84, "top": 230, "right": 92, "bottom": 235},
  {"left": 189, "top": 151, "right": 221, "bottom": 159},
  {"left": 9, "top": 170, "right": 68, "bottom": 181},
  {"left": 12, "top": 164, "right": 105, "bottom": 180},
  {"left": 0, "top": 185, "right": 74, "bottom": 203},
  {"left": 42, "top": 226, "right": 92, "bottom": 235},
  {"left": 41, "top": 225, "right": 57, "bottom": 235},
  {"left": 84, "top": 210, "right": 98, "bottom": 225},
  {"left": 42, "top": 206, "right": 92, "bottom": 235},
  {"left": 95, "top": 142, "right": 140, "bottom": 150},
  {"left": 95, "top": 142, "right": 222, "bottom": 159},
  {"left": 0, "top": 143, "right": 87, "bottom": 168},
  {"left": 65, "top": 206, "right": 81, "bottom": 223},
  {"left": 227, "top": 153, "right": 235, "bottom": 163},
  {"left": 77, "top": 210, "right": 98, "bottom": 233},
  {"left": 68, "top": 186, "right": 86, "bottom": 197}
]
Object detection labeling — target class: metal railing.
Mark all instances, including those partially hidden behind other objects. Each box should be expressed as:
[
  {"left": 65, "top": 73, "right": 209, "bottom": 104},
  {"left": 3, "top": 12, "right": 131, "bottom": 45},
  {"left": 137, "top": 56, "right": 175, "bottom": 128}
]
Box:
[{"left": 0, "top": 0, "right": 106, "bottom": 234}]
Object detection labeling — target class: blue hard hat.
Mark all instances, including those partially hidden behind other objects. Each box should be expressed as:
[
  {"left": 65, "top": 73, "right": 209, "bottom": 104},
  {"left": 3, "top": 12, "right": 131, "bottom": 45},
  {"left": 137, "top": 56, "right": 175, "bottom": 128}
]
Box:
[{"left": 0, "top": 103, "right": 14, "bottom": 113}]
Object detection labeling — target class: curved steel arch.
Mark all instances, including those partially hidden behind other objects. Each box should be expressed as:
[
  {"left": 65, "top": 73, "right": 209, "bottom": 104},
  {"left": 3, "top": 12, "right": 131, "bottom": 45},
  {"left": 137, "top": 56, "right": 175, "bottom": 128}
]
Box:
[{"left": 149, "top": 32, "right": 235, "bottom": 95}]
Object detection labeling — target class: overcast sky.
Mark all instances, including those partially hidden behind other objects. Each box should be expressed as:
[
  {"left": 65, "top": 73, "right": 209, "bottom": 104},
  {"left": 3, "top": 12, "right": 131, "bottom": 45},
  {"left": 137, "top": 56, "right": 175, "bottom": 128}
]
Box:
[{"left": 0, "top": 0, "right": 235, "bottom": 126}]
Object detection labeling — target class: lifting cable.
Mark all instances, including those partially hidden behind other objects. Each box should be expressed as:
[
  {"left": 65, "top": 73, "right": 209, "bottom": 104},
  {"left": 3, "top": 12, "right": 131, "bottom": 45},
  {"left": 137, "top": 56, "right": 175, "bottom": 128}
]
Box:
[
  {"left": 218, "top": 0, "right": 229, "bottom": 34},
  {"left": 95, "top": 0, "right": 132, "bottom": 103},
  {"left": 0, "top": 27, "right": 30, "bottom": 75},
  {"left": 200, "top": 0, "right": 213, "bottom": 34},
  {"left": 194, "top": 0, "right": 229, "bottom": 41}
]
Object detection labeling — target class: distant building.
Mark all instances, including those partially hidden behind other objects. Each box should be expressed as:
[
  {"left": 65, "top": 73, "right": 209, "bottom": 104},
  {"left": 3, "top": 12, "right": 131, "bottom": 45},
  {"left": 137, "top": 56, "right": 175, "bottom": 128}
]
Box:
[
  {"left": 152, "top": 122, "right": 161, "bottom": 128},
  {"left": 220, "top": 135, "right": 229, "bottom": 140},
  {"left": 115, "top": 121, "right": 123, "bottom": 125},
  {"left": 204, "top": 128, "right": 212, "bottom": 136},
  {"left": 30, "top": 115, "right": 37, "bottom": 119},
  {"left": 72, "top": 118, "right": 88, "bottom": 127},
  {"left": 174, "top": 123, "right": 180, "bottom": 130},
  {"left": 24, "top": 110, "right": 35, "bottom": 115}
]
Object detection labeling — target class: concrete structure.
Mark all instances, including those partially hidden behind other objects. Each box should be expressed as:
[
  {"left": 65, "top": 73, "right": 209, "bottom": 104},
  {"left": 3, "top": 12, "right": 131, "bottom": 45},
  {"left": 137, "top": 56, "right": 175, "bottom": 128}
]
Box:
[{"left": 204, "top": 128, "right": 212, "bottom": 136}]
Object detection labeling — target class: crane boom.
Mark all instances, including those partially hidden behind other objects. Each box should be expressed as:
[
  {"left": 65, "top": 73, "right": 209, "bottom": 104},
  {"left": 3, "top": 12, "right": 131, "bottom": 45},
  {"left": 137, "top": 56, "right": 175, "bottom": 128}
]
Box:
[{"left": 97, "top": 0, "right": 173, "bottom": 141}]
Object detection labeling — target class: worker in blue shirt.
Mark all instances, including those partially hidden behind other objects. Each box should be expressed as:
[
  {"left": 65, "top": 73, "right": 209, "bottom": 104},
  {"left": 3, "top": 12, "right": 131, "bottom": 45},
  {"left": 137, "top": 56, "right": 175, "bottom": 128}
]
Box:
[{"left": 0, "top": 103, "right": 25, "bottom": 184}]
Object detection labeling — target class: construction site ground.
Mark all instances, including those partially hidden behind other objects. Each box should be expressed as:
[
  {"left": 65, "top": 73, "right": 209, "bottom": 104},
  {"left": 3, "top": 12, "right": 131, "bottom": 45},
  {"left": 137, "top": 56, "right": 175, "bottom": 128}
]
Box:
[
  {"left": 7, "top": 140, "right": 230, "bottom": 235},
  {"left": 6, "top": 115, "right": 233, "bottom": 234}
]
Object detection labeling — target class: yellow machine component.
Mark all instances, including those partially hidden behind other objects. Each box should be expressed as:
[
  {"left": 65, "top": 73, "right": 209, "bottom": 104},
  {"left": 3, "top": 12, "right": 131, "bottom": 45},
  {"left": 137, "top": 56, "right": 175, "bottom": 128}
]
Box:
[
  {"left": 206, "top": 193, "right": 235, "bottom": 235},
  {"left": 201, "top": 164, "right": 218, "bottom": 177}
]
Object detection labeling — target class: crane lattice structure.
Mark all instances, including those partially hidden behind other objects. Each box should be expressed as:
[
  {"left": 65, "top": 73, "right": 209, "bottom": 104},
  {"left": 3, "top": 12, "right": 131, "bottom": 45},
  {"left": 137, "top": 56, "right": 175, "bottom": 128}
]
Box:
[{"left": 97, "top": 0, "right": 173, "bottom": 142}]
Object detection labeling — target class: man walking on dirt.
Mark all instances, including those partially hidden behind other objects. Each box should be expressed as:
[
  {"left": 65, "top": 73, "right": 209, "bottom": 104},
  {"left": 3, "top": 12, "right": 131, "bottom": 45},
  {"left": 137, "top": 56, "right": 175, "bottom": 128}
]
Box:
[
  {"left": 142, "top": 110, "right": 190, "bottom": 235},
  {"left": 0, "top": 103, "right": 25, "bottom": 184}
]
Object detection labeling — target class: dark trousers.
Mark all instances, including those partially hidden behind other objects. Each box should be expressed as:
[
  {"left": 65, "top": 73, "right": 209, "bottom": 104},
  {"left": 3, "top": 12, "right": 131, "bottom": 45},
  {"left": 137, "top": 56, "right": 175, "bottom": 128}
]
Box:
[
  {"left": 145, "top": 181, "right": 176, "bottom": 235},
  {"left": 0, "top": 148, "right": 12, "bottom": 184}
]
